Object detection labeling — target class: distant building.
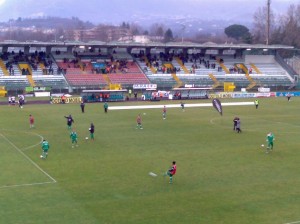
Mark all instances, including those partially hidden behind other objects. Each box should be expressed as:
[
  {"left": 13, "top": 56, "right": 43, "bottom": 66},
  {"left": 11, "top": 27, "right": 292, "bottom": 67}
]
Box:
[{"left": 74, "top": 25, "right": 132, "bottom": 42}]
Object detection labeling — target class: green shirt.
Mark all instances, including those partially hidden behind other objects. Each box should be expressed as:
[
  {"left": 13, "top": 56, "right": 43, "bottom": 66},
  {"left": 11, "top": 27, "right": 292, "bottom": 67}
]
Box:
[
  {"left": 267, "top": 134, "right": 274, "bottom": 143},
  {"left": 70, "top": 132, "right": 78, "bottom": 140},
  {"left": 42, "top": 141, "right": 50, "bottom": 151}
]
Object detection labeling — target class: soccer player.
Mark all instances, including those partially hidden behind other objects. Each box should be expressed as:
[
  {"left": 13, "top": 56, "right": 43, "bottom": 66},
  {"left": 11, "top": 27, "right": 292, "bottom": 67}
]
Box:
[
  {"left": 287, "top": 93, "right": 291, "bottom": 101},
  {"left": 89, "top": 123, "right": 95, "bottom": 140},
  {"left": 11, "top": 96, "right": 16, "bottom": 105},
  {"left": 233, "top": 117, "right": 238, "bottom": 131},
  {"left": 70, "top": 130, "right": 78, "bottom": 148},
  {"left": 254, "top": 99, "right": 259, "bottom": 109},
  {"left": 163, "top": 105, "right": 167, "bottom": 119},
  {"left": 18, "top": 95, "right": 25, "bottom": 108},
  {"left": 266, "top": 132, "right": 275, "bottom": 153},
  {"left": 64, "top": 115, "right": 74, "bottom": 130},
  {"left": 104, "top": 102, "right": 108, "bottom": 113},
  {"left": 236, "top": 118, "right": 242, "bottom": 133},
  {"left": 164, "top": 161, "right": 177, "bottom": 184},
  {"left": 136, "top": 114, "right": 143, "bottom": 129},
  {"left": 80, "top": 100, "right": 85, "bottom": 113},
  {"left": 180, "top": 102, "right": 185, "bottom": 112},
  {"left": 29, "top": 114, "right": 35, "bottom": 128},
  {"left": 41, "top": 139, "right": 50, "bottom": 159}
]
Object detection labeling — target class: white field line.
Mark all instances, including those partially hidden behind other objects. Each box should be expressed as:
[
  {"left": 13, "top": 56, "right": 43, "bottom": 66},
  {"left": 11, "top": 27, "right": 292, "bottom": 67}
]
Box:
[
  {"left": 0, "top": 181, "right": 55, "bottom": 189},
  {"left": 0, "top": 133, "right": 57, "bottom": 184},
  {"left": 22, "top": 132, "right": 44, "bottom": 151},
  {"left": 109, "top": 102, "right": 254, "bottom": 110},
  {"left": 0, "top": 129, "right": 44, "bottom": 151},
  {"left": 284, "top": 221, "right": 300, "bottom": 224}
]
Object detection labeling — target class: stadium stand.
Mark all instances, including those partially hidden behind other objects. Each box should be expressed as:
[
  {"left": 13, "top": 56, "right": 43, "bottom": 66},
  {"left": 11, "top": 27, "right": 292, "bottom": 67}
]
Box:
[{"left": 0, "top": 43, "right": 296, "bottom": 93}]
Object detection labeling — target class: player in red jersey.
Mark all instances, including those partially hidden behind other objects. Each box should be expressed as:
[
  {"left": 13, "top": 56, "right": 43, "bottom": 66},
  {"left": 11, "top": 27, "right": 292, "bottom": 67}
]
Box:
[
  {"left": 29, "top": 114, "right": 35, "bottom": 128},
  {"left": 136, "top": 114, "right": 143, "bottom": 129},
  {"left": 163, "top": 106, "right": 167, "bottom": 119},
  {"left": 165, "top": 161, "right": 176, "bottom": 184}
]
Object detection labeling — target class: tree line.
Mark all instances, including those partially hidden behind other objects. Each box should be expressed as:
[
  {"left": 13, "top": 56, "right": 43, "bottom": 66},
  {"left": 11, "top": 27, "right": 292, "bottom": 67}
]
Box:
[{"left": 0, "top": 2, "right": 299, "bottom": 50}]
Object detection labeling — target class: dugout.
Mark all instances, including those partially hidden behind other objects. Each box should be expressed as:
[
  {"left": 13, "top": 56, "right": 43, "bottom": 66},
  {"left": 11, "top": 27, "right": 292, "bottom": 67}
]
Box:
[
  {"left": 81, "top": 89, "right": 127, "bottom": 102},
  {"left": 170, "top": 87, "right": 211, "bottom": 100}
]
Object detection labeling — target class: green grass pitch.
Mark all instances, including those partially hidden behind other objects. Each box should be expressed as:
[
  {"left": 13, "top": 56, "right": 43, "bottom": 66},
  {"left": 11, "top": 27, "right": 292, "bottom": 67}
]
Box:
[{"left": 0, "top": 97, "right": 300, "bottom": 224}]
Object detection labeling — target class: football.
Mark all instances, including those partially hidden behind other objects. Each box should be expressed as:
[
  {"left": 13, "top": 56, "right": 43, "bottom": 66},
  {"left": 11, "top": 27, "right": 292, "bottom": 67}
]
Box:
[
  {"left": 85, "top": 137, "right": 88, "bottom": 140},
  {"left": 261, "top": 144, "right": 264, "bottom": 147},
  {"left": 149, "top": 172, "right": 157, "bottom": 177}
]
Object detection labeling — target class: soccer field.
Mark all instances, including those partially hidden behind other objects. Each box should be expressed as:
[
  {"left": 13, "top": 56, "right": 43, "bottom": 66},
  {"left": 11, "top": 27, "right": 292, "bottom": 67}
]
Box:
[{"left": 0, "top": 97, "right": 299, "bottom": 224}]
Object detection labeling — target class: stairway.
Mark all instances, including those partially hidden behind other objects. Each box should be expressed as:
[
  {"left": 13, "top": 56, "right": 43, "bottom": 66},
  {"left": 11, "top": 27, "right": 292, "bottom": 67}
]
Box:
[
  {"left": 19, "top": 63, "right": 33, "bottom": 75},
  {"left": 0, "top": 59, "right": 9, "bottom": 76},
  {"left": 174, "top": 57, "right": 189, "bottom": 74},
  {"left": 143, "top": 56, "right": 157, "bottom": 74},
  {"left": 102, "top": 74, "right": 111, "bottom": 89},
  {"left": 245, "top": 74, "right": 256, "bottom": 90},
  {"left": 164, "top": 63, "right": 183, "bottom": 87},
  {"left": 209, "top": 73, "right": 221, "bottom": 89},
  {"left": 171, "top": 73, "right": 183, "bottom": 88},
  {"left": 235, "top": 63, "right": 248, "bottom": 74},
  {"left": 216, "top": 58, "right": 230, "bottom": 74},
  {"left": 26, "top": 75, "right": 36, "bottom": 87},
  {"left": 250, "top": 63, "right": 262, "bottom": 74}
]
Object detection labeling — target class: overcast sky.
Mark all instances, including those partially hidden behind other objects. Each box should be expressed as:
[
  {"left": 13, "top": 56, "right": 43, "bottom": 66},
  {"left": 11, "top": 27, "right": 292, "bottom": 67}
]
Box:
[{"left": 0, "top": 0, "right": 298, "bottom": 24}]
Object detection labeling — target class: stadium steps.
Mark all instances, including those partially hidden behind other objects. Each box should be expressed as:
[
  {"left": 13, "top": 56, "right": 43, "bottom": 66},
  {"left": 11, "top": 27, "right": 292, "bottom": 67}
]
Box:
[
  {"left": 19, "top": 63, "right": 33, "bottom": 75},
  {"left": 164, "top": 63, "right": 184, "bottom": 87},
  {"left": 246, "top": 81, "right": 257, "bottom": 90},
  {"left": 235, "top": 63, "right": 249, "bottom": 74},
  {"left": 209, "top": 73, "right": 222, "bottom": 89},
  {"left": 171, "top": 73, "right": 183, "bottom": 88},
  {"left": 39, "top": 63, "right": 45, "bottom": 71},
  {"left": 26, "top": 75, "right": 36, "bottom": 87},
  {"left": 143, "top": 56, "right": 157, "bottom": 74},
  {"left": 288, "top": 83, "right": 297, "bottom": 90},
  {"left": 217, "top": 60, "right": 230, "bottom": 74},
  {"left": 174, "top": 57, "right": 189, "bottom": 74},
  {"left": 245, "top": 74, "right": 256, "bottom": 90},
  {"left": 250, "top": 63, "right": 261, "bottom": 74},
  {"left": 0, "top": 59, "right": 9, "bottom": 76},
  {"left": 102, "top": 74, "right": 111, "bottom": 89}
]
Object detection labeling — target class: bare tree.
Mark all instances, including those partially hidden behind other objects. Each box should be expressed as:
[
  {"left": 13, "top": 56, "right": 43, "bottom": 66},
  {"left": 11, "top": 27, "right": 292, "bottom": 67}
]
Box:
[
  {"left": 149, "top": 23, "right": 165, "bottom": 36},
  {"left": 252, "top": 4, "right": 275, "bottom": 44}
]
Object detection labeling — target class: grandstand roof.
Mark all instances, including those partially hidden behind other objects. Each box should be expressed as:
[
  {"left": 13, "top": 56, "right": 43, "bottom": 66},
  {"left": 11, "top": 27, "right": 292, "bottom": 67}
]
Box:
[{"left": 0, "top": 40, "right": 294, "bottom": 50}]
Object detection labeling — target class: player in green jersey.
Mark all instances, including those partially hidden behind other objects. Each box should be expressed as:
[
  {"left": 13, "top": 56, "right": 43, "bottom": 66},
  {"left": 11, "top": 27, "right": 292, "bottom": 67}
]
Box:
[
  {"left": 266, "top": 132, "right": 275, "bottom": 153},
  {"left": 70, "top": 130, "right": 78, "bottom": 148},
  {"left": 41, "top": 139, "right": 50, "bottom": 159}
]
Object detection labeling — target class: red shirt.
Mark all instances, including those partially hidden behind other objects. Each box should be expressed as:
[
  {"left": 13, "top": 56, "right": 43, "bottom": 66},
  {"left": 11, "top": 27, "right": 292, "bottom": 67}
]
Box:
[
  {"left": 170, "top": 164, "right": 176, "bottom": 175},
  {"left": 137, "top": 115, "right": 141, "bottom": 124},
  {"left": 29, "top": 116, "right": 34, "bottom": 124}
]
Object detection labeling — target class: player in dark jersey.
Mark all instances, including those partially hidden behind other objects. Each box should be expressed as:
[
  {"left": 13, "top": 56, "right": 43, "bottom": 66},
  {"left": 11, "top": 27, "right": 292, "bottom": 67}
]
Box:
[
  {"left": 89, "top": 123, "right": 95, "bottom": 140},
  {"left": 64, "top": 115, "right": 74, "bottom": 130}
]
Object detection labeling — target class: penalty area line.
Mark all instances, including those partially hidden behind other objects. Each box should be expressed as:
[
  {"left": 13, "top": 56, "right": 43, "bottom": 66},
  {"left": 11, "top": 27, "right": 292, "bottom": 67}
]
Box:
[
  {"left": 0, "top": 181, "right": 55, "bottom": 190},
  {"left": 284, "top": 221, "right": 300, "bottom": 224},
  {"left": 0, "top": 133, "right": 57, "bottom": 184},
  {"left": 109, "top": 101, "right": 254, "bottom": 110}
]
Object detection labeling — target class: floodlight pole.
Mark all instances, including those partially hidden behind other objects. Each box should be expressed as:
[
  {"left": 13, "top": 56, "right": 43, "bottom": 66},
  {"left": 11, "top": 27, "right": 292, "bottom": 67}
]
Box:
[{"left": 266, "top": 0, "right": 271, "bottom": 45}]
